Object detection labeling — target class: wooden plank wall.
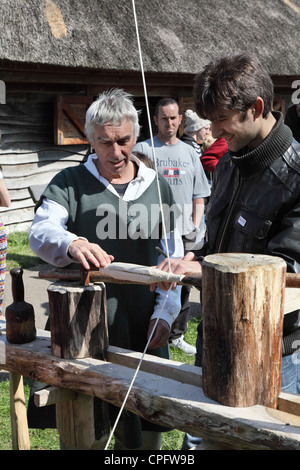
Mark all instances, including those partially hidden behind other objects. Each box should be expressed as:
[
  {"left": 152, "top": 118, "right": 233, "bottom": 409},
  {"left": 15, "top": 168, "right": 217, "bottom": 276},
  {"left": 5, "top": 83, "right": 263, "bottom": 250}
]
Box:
[
  {"left": 0, "top": 96, "right": 88, "bottom": 234},
  {"left": 0, "top": 85, "right": 290, "bottom": 235}
]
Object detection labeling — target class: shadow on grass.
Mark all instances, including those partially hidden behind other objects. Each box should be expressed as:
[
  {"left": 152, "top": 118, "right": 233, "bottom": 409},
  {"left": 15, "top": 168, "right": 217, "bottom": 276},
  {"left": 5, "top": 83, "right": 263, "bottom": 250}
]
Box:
[{"left": 6, "top": 253, "right": 46, "bottom": 271}]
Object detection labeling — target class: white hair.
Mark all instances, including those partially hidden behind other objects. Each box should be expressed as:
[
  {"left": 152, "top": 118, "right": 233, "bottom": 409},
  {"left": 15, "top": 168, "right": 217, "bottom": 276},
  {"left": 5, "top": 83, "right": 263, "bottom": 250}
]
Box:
[{"left": 85, "top": 88, "right": 141, "bottom": 142}]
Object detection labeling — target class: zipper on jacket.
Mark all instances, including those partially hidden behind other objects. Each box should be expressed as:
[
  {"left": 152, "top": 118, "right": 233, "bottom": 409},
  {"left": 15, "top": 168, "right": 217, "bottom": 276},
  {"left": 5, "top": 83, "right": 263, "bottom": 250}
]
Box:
[{"left": 217, "top": 173, "right": 243, "bottom": 253}]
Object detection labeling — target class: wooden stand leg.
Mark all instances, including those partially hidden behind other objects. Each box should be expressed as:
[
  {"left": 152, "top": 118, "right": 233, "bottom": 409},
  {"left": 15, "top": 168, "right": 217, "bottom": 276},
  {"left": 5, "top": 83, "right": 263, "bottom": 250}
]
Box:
[
  {"left": 9, "top": 372, "right": 30, "bottom": 450},
  {"left": 34, "top": 386, "right": 110, "bottom": 450},
  {"left": 56, "top": 394, "right": 109, "bottom": 450}
]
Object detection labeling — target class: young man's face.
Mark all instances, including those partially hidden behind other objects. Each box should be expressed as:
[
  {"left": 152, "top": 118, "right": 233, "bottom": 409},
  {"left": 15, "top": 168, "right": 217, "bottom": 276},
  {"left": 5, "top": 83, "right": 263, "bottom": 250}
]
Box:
[
  {"left": 210, "top": 107, "right": 260, "bottom": 152},
  {"left": 154, "top": 104, "right": 182, "bottom": 142}
]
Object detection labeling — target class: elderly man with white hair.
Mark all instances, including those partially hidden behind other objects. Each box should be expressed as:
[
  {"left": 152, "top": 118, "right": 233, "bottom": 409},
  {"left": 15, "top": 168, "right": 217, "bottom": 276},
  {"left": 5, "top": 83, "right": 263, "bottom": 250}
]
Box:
[{"left": 29, "top": 88, "right": 183, "bottom": 450}]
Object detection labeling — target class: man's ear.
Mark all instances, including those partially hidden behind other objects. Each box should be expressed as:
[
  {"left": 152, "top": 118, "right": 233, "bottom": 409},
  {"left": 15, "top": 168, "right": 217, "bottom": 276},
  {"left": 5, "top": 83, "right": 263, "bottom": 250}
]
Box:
[
  {"left": 153, "top": 115, "right": 158, "bottom": 126},
  {"left": 252, "top": 97, "right": 264, "bottom": 118}
]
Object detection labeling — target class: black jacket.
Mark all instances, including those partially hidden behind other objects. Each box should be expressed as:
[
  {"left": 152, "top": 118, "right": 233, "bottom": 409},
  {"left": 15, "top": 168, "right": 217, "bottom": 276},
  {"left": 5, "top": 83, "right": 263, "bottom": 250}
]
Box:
[
  {"left": 285, "top": 104, "right": 300, "bottom": 143},
  {"left": 195, "top": 112, "right": 300, "bottom": 352}
]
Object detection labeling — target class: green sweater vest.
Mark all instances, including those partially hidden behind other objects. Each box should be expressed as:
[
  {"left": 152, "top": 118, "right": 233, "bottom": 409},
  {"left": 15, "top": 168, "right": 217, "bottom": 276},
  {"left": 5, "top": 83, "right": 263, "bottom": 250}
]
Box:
[{"left": 40, "top": 165, "right": 177, "bottom": 357}]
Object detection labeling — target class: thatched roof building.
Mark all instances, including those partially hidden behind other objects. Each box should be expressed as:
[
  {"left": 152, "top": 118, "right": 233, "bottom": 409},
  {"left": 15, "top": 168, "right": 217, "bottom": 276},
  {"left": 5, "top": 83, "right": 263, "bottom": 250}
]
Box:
[
  {"left": 0, "top": 0, "right": 299, "bottom": 233},
  {"left": 1, "top": 0, "right": 299, "bottom": 75}
]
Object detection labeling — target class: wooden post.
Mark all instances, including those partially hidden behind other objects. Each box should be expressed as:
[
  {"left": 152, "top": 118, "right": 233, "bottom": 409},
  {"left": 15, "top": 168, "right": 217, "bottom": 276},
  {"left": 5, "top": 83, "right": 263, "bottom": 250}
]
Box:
[
  {"left": 47, "top": 282, "right": 110, "bottom": 449},
  {"left": 48, "top": 282, "right": 108, "bottom": 359},
  {"left": 9, "top": 372, "right": 30, "bottom": 450},
  {"left": 201, "top": 253, "right": 286, "bottom": 409}
]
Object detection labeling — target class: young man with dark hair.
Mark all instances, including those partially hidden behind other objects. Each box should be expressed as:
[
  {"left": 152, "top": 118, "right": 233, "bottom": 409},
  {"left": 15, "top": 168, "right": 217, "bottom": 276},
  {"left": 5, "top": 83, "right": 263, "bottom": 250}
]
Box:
[
  {"left": 29, "top": 89, "right": 184, "bottom": 450},
  {"left": 154, "top": 51, "right": 300, "bottom": 448}
]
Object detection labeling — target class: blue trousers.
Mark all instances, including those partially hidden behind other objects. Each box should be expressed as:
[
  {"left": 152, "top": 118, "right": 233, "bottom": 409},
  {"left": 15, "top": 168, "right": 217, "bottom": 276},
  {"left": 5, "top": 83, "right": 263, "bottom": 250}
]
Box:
[{"left": 281, "top": 350, "right": 300, "bottom": 394}]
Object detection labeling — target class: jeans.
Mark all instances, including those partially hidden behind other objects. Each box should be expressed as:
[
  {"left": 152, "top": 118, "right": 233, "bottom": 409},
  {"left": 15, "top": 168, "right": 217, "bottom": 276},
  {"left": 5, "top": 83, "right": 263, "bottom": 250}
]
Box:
[{"left": 281, "top": 350, "right": 300, "bottom": 394}]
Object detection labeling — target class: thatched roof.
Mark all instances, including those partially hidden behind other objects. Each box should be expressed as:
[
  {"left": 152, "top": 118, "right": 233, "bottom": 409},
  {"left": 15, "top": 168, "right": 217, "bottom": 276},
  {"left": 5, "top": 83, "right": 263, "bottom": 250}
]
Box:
[{"left": 0, "top": 0, "right": 299, "bottom": 76}]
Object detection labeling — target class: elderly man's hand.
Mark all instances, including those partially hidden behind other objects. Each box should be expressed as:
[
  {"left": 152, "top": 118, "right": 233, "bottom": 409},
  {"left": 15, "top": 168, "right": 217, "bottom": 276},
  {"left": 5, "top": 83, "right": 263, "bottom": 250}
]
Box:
[
  {"left": 147, "top": 318, "right": 170, "bottom": 350},
  {"left": 68, "top": 239, "right": 114, "bottom": 270}
]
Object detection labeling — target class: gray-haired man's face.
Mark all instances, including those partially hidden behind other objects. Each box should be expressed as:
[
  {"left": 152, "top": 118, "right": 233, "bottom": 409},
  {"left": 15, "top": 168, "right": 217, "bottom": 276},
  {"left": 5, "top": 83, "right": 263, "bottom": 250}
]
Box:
[{"left": 90, "top": 119, "right": 136, "bottom": 183}]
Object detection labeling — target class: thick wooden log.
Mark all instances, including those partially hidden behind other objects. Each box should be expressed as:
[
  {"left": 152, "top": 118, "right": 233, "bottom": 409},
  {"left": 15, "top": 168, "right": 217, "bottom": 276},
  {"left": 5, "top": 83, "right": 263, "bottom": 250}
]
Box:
[
  {"left": 47, "top": 282, "right": 110, "bottom": 449},
  {"left": 48, "top": 282, "right": 108, "bottom": 360},
  {"left": 32, "top": 371, "right": 300, "bottom": 421},
  {"left": 202, "top": 253, "right": 286, "bottom": 409}
]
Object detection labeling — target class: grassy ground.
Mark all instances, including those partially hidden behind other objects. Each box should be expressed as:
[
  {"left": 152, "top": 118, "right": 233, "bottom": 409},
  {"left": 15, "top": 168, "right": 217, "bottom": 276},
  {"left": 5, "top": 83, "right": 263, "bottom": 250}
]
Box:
[
  {"left": 0, "top": 232, "right": 201, "bottom": 450},
  {"left": 5, "top": 231, "right": 47, "bottom": 271}
]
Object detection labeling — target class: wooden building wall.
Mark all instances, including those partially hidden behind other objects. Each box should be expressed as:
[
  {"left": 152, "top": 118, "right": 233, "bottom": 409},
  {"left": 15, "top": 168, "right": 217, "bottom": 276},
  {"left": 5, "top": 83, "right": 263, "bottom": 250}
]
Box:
[{"left": 0, "top": 92, "right": 88, "bottom": 234}]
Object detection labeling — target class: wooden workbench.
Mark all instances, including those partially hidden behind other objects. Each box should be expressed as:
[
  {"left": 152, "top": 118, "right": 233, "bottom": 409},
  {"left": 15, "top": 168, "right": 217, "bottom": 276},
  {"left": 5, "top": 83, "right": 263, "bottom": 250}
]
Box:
[{"left": 1, "top": 318, "right": 300, "bottom": 450}]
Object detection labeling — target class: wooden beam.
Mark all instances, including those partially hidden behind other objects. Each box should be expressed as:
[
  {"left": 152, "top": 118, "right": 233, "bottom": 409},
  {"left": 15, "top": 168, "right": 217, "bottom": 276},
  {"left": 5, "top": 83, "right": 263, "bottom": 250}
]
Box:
[
  {"left": 34, "top": 361, "right": 300, "bottom": 421},
  {"left": 106, "top": 345, "right": 202, "bottom": 388},
  {"left": 284, "top": 288, "right": 300, "bottom": 314},
  {"left": 34, "top": 346, "right": 202, "bottom": 407},
  {"left": 0, "top": 63, "right": 194, "bottom": 88},
  {"left": 34, "top": 386, "right": 76, "bottom": 407},
  {"left": 1, "top": 329, "right": 300, "bottom": 450},
  {"left": 278, "top": 392, "right": 300, "bottom": 418}
]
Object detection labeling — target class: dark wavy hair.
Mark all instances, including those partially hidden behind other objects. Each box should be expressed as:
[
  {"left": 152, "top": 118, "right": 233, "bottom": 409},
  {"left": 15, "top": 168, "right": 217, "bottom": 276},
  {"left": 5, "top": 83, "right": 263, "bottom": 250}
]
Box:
[{"left": 193, "top": 52, "right": 274, "bottom": 121}]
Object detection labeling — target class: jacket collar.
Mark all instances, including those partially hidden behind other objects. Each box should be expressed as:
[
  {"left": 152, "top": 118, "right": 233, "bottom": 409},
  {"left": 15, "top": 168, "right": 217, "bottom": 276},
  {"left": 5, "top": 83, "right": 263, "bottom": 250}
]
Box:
[{"left": 230, "top": 111, "right": 293, "bottom": 177}]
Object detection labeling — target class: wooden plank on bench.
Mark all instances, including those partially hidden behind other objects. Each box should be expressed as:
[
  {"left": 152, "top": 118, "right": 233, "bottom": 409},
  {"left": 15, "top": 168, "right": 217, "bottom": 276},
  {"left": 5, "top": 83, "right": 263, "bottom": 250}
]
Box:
[{"left": 1, "top": 330, "right": 300, "bottom": 450}]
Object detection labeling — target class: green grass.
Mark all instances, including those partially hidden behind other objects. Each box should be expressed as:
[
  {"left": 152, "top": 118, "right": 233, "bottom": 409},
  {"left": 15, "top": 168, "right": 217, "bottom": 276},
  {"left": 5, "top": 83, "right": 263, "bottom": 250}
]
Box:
[
  {"left": 6, "top": 231, "right": 46, "bottom": 271},
  {"left": 0, "top": 377, "right": 60, "bottom": 450},
  {"left": 0, "top": 231, "right": 201, "bottom": 450}
]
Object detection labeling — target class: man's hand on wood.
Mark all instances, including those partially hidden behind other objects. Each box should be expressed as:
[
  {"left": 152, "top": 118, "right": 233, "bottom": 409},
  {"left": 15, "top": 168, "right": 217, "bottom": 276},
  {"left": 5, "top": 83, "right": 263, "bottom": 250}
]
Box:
[{"left": 68, "top": 239, "right": 114, "bottom": 270}]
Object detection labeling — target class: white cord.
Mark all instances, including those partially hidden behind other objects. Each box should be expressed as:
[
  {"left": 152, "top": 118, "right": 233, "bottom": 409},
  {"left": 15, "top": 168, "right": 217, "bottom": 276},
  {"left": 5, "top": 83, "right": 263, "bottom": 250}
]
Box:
[
  {"left": 104, "top": 282, "right": 174, "bottom": 449},
  {"left": 131, "top": 0, "right": 171, "bottom": 271},
  {"left": 104, "top": 0, "right": 174, "bottom": 449}
]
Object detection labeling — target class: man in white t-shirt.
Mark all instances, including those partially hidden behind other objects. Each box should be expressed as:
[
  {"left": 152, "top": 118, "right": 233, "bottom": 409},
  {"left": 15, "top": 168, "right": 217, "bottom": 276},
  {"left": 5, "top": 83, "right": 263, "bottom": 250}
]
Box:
[{"left": 134, "top": 98, "right": 210, "bottom": 355}]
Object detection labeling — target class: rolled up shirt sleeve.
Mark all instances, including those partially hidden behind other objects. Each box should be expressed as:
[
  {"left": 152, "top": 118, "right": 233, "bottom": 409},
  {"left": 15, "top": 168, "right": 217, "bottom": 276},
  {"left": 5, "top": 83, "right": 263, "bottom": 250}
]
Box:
[
  {"left": 29, "top": 198, "right": 84, "bottom": 267},
  {"left": 30, "top": 198, "right": 184, "bottom": 328}
]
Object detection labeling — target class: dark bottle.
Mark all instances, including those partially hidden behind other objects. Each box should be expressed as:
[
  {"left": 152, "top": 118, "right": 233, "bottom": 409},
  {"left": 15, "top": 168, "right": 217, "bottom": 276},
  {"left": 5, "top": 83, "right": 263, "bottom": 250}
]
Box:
[{"left": 5, "top": 267, "right": 36, "bottom": 344}]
